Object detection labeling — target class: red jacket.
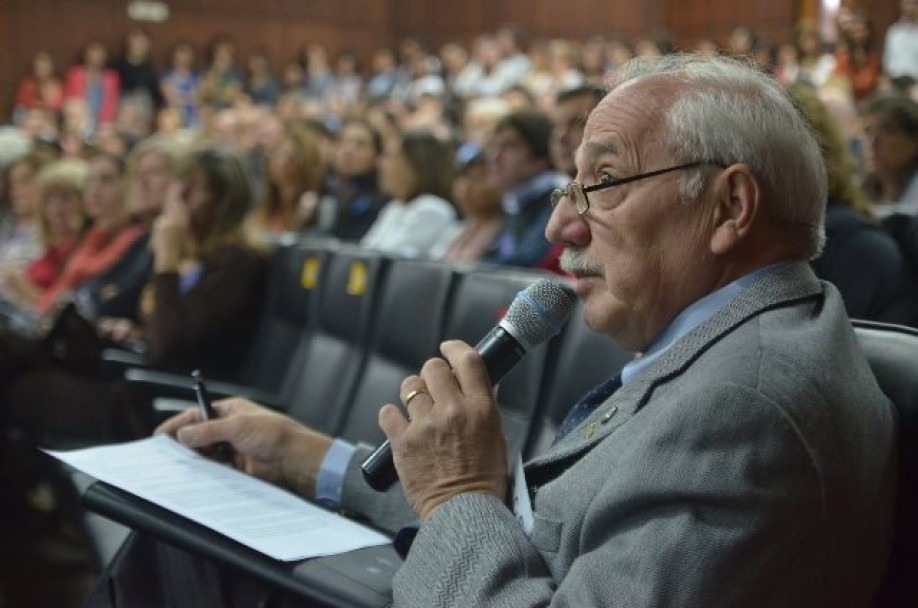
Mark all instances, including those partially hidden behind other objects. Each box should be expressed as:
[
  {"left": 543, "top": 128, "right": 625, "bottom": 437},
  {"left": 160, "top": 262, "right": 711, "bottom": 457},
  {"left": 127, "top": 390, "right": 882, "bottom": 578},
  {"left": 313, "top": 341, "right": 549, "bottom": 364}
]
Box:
[{"left": 64, "top": 66, "right": 120, "bottom": 124}]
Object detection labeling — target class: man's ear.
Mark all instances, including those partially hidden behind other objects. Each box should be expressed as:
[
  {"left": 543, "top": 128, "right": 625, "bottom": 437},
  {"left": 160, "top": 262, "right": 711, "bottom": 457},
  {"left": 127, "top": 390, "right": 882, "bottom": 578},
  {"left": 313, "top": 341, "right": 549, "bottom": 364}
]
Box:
[{"left": 708, "top": 164, "right": 761, "bottom": 255}]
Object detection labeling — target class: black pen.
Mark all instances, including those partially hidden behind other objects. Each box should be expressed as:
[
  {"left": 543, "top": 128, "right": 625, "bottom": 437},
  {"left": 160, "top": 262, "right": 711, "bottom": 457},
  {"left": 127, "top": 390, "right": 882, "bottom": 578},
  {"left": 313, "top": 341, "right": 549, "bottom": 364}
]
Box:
[{"left": 191, "top": 370, "right": 233, "bottom": 463}]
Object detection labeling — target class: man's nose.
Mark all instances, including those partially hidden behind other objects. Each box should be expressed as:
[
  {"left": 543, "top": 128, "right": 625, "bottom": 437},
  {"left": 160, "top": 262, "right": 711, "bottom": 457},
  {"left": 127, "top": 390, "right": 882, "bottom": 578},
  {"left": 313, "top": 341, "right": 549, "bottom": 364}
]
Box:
[{"left": 545, "top": 196, "right": 590, "bottom": 247}]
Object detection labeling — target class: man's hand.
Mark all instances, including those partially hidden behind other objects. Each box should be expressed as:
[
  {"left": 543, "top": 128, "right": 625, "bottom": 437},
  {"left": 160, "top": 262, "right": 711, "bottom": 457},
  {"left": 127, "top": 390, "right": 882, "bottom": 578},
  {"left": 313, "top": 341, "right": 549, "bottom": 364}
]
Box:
[
  {"left": 379, "top": 340, "right": 509, "bottom": 522},
  {"left": 155, "top": 398, "right": 333, "bottom": 498}
]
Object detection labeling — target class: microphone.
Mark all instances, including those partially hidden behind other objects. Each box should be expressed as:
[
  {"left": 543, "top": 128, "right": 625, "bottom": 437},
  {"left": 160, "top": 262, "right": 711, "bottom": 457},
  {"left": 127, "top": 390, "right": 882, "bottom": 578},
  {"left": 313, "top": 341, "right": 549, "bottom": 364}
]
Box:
[{"left": 360, "top": 278, "right": 575, "bottom": 492}]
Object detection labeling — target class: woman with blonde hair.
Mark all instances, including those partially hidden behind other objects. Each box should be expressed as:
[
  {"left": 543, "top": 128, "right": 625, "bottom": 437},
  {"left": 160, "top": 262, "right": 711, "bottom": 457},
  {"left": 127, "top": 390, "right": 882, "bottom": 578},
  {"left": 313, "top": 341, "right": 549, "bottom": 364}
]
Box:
[
  {"left": 789, "top": 83, "right": 918, "bottom": 326},
  {"left": 75, "top": 134, "right": 186, "bottom": 321},
  {"left": 0, "top": 159, "right": 87, "bottom": 311}
]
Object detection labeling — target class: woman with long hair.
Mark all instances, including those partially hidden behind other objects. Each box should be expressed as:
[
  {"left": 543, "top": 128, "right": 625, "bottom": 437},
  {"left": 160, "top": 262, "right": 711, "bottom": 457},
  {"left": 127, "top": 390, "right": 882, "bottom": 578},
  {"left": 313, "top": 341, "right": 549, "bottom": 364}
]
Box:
[
  {"left": 35, "top": 154, "right": 146, "bottom": 315},
  {"left": 1, "top": 145, "right": 266, "bottom": 441},
  {"left": 360, "top": 130, "right": 456, "bottom": 257},
  {"left": 98, "top": 145, "right": 266, "bottom": 374},
  {"left": 325, "top": 117, "right": 389, "bottom": 240},
  {"left": 789, "top": 83, "right": 918, "bottom": 326},
  {"left": 861, "top": 94, "right": 918, "bottom": 216},
  {"left": 248, "top": 126, "right": 325, "bottom": 235}
]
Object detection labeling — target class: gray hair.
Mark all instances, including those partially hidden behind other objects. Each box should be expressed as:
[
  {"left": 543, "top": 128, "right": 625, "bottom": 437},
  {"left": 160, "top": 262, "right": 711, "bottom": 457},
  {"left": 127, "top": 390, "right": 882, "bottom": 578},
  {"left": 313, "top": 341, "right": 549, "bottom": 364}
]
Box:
[{"left": 614, "top": 54, "right": 827, "bottom": 258}]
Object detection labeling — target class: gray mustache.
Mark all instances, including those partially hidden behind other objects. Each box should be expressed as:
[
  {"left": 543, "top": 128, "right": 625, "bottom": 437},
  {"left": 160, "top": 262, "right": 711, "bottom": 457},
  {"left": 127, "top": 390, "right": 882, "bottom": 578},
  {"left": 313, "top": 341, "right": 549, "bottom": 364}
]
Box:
[{"left": 559, "top": 249, "right": 602, "bottom": 275}]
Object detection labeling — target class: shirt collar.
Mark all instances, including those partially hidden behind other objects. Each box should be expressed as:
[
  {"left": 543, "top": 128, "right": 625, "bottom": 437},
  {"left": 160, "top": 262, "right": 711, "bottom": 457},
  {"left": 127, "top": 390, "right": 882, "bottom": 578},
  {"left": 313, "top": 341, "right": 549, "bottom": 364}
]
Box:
[
  {"left": 620, "top": 262, "right": 788, "bottom": 385},
  {"left": 502, "top": 170, "right": 566, "bottom": 215}
]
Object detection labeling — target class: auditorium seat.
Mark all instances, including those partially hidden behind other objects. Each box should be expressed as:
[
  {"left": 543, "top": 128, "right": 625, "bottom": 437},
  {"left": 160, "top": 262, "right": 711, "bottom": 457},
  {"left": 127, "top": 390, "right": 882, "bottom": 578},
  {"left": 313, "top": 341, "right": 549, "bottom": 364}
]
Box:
[
  {"left": 235, "top": 239, "right": 335, "bottom": 393},
  {"left": 525, "top": 298, "right": 634, "bottom": 459},
  {"left": 122, "top": 239, "right": 335, "bottom": 417},
  {"left": 442, "top": 267, "right": 562, "bottom": 463},
  {"left": 336, "top": 258, "right": 457, "bottom": 444},
  {"left": 281, "top": 246, "right": 387, "bottom": 434},
  {"left": 852, "top": 320, "right": 918, "bottom": 607}
]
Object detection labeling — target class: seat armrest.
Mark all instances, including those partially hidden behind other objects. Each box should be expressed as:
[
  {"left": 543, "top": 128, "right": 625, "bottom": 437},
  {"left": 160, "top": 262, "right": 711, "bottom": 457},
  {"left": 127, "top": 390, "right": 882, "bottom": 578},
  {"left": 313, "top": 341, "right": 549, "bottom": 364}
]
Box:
[
  {"left": 123, "top": 368, "right": 199, "bottom": 401},
  {"left": 124, "top": 369, "right": 284, "bottom": 410},
  {"left": 100, "top": 348, "right": 148, "bottom": 378}
]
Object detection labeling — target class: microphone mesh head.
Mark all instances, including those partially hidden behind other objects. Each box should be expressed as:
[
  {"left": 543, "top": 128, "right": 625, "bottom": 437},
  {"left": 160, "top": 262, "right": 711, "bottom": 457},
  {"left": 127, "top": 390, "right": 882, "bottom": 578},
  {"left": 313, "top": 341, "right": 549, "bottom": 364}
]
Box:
[{"left": 503, "top": 279, "right": 575, "bottom": 349}]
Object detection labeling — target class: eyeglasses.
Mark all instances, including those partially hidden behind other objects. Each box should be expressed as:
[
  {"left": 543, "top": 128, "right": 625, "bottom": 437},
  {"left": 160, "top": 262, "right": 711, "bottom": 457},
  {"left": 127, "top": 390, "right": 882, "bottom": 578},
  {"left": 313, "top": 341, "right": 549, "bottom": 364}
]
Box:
[{"left": 550, "top": 161, "right": 725, "bottom": 216}]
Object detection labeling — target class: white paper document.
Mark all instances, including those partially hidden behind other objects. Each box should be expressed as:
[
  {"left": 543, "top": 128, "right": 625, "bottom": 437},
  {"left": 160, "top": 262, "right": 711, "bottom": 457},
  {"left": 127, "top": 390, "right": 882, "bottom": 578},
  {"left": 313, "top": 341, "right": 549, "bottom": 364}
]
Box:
[{"left": 46, "top": 435, "right": 390, "bottom": 562}]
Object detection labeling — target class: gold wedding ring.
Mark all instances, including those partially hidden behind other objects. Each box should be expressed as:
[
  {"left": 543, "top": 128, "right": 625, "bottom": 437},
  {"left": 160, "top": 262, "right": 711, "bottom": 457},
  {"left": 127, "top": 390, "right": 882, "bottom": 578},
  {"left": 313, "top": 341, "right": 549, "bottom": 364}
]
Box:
[{"left": 403, "top": 389, "right": 426, "bottom": 406}]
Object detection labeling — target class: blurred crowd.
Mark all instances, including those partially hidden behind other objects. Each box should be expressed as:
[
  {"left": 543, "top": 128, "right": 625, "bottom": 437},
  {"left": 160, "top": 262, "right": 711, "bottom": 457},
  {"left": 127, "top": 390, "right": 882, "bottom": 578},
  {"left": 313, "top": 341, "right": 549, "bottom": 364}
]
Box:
[
  {"left": 1, "top": 5, "right": 917, "bottom": 331},
  {"left": 0, "top": 4, "right": 917, "bottom": 604}
]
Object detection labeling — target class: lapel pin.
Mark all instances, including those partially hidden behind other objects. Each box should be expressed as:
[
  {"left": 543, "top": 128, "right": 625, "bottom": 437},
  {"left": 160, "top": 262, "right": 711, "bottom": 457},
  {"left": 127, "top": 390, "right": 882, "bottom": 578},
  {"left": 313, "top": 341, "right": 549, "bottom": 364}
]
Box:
[{"left": 601, "top": 407, "right": 618, "bottom": 424}]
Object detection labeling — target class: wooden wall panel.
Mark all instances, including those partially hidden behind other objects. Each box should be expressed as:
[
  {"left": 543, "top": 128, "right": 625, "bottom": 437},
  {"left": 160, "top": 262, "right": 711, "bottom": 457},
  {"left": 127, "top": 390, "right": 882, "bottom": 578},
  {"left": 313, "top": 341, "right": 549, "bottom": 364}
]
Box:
[{"left": 667, "top": 0, "right": 798, "bottom": 49}]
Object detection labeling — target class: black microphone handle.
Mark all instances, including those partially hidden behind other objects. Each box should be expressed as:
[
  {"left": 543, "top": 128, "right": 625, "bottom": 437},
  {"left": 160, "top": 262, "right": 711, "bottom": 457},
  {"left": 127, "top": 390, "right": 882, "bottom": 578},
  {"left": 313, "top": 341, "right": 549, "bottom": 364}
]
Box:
[{"left": 360, "top": 326, "right": 526, "bottom": 492}]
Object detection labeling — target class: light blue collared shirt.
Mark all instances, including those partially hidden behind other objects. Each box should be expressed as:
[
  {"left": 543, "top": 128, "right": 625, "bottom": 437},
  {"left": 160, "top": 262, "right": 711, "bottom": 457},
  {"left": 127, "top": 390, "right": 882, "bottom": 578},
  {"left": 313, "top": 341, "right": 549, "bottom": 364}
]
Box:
[
  {"left": 620, "top": 263, "right": 785, "bottom": 386},
  {"left": 316, "top": 263, "right": 787, "bottom": 508}
]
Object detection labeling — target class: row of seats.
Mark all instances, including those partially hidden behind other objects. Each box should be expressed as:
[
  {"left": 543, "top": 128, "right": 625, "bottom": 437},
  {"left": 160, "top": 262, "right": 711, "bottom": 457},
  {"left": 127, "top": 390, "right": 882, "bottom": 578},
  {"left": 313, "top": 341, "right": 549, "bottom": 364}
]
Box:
[
  {"left": 113, "top": 237, "right": 918, "bottom": 606},
  {"left": 125, "top": 237, "right": 633, "bottom": 463}
]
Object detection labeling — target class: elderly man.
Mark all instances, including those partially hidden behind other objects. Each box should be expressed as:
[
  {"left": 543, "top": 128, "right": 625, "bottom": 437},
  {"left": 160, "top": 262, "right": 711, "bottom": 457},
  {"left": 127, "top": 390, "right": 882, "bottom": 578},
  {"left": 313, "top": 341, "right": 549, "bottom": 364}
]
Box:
[{"left": 160, "top": 54, "right": 895, "bottom": 607}]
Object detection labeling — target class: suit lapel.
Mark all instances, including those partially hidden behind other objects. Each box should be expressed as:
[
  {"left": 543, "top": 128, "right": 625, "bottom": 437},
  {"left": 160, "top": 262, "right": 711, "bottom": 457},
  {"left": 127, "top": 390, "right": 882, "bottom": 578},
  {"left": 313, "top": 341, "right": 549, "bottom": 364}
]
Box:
[{"left": 526, "top": 262, "right": 824, "bottom": 472}]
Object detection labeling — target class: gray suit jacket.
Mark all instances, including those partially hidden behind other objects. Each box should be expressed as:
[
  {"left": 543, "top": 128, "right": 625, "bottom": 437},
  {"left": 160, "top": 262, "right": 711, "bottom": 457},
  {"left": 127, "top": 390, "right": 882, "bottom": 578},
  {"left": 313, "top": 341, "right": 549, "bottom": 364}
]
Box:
[{"left": 340, "top": 262, "right": 897, "bottom": 607}]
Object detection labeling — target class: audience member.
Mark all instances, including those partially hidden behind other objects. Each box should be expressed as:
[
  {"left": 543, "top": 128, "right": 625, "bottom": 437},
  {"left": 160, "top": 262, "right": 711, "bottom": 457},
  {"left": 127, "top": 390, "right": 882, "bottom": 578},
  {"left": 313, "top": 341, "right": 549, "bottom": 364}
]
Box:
[
  {"left": 160, "top": 42, "right": 201, "bottom": 128},
  {"left": 0, "top": 151, "right": 56, "bottom": 276},
  {"left": 494, "top": 25, "right": 533, "bottom": 89},
  {"left": 324, "top": 118, "right": 389, "bottom": 240},
  {"left": 462, "top": 96, "right": 511, "bottom": 148},
  {"left": 580, "top": 35, "right": 609, "bottom": 83},
  {"left": 794, "top": 22, "right": 837, "bottom": 89},
  {"left": 144, "top": 53, "right": 895, "bottom": 607},
  {"left": 1, "top": 145, "right": 265, "bottom": 437},
  {"left": 76, "top": 134, "right": 185, "bottom": 322},
  {"left": 0, "top": 160, "right": 87, "bottom": 313},
  {"left": 366, "top": 47, "right": 400, "bottom": 101},
  {"left": 774, "top": 41, "right": 800, "bottom": 85},
  {"left": 431, "top": 143, "right": 504, "bottom": 263},
  {"left": 481, "top": 109, "right": 566, "bottom": 268},
  {"left": 92, "top": 146, "right": 266, "bottom": 374},
  {"left": 727, "top": 25, "right": 758, "bottom": 57},
  {"left": 12, "top": 52, "right": 64, "bottom": 126},
  {"left": 198, "top": 38, "right": 243, "bottom": 111},
  {"left": 63, "top": 41, "right": 120, "bottom": 136},
  {"left": 464, "top": 34, "right": 514, "bottom": 98},
  {"left": 35, "top": 154, "right": 146, "bottom": 315},
  {"left": 789, "top": 83, "right": 918, "bottom": 326},
  {"left": 248, "top": 126, "right": 325, "bottom": 235},
  {"left": 113, "top": 28, "right": 165, "bottom": 124},
  {"left": 550, "top": 85, "right": 605, "bottom": 178},
  {"left": 303, "top": 43, "right": 336, "bottom": 99},
  {"left": 327, "top": 51, "right": 364, "bottom": 112},
  {"left": 360, "top": 131, "right": 456, "bottom": 257},
  {"left": 861, "top": 94, "right": 918, "bottom": 216},
  {"left": 884, "top": 0, "right": 918, "bottom": 84},
  {"left": 244, "top": 48, "right": 282, "bottom": 107},
  {"left": 834, "top": 12, "right": 881, "bottom": 101}
]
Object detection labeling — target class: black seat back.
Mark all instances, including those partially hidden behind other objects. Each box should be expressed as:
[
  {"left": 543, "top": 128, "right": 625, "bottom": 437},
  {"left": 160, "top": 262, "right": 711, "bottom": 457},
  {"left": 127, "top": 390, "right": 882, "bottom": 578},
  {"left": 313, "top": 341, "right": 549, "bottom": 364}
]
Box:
[
  {"left": 337, "top": 258, "right": 457, "bottom": 444},
  {"left": 443, "top": 268, "right": 558, "bottom": 463},
  {"left": 236, "top": 241, "right": 332, "bottom": 392},
  {"left": 852, "top": 320, "right": 918, "bottom": 607},
  {"left": 283, "top": 247, "right": 386, "bottom": 434},
  {"left": 526, "top": 298, "right": 634, "bottom": 458}
]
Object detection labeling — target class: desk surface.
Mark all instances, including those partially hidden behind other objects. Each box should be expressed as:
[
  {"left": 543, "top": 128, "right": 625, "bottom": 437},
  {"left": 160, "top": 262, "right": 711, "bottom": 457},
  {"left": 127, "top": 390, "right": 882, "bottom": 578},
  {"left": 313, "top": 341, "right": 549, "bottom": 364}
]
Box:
[{"left": 83, "top": 481, "right": 401, "bottom": 607}]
